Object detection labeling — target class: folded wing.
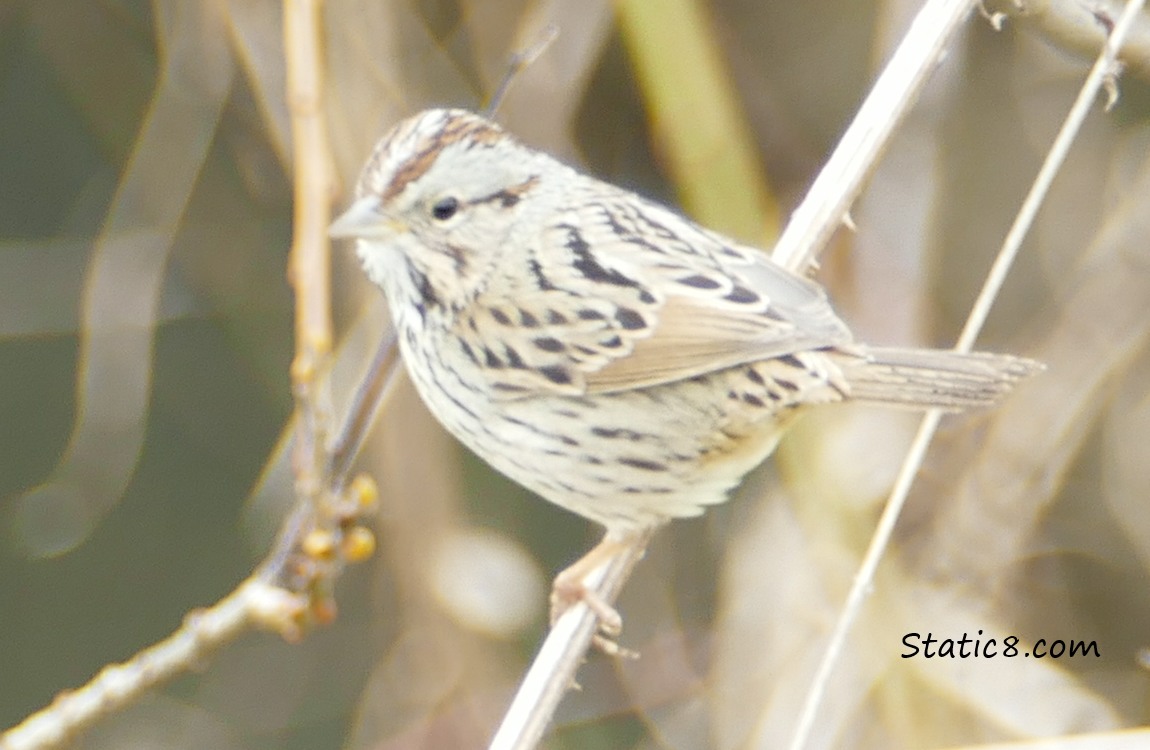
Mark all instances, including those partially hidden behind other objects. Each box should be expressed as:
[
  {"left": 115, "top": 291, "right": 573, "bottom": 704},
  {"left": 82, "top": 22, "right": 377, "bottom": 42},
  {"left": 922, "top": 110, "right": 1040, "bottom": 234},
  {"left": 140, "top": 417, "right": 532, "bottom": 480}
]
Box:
[{"left": 454, "top": 186, "right": 854, "bottom": 397}]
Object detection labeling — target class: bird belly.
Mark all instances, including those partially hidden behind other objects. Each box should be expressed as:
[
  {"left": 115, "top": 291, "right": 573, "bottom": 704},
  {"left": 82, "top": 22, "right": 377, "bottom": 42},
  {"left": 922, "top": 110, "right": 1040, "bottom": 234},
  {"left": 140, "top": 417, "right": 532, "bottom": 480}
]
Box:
[{"left": 401, "top": 332, "right": 840, "bottom": 530}]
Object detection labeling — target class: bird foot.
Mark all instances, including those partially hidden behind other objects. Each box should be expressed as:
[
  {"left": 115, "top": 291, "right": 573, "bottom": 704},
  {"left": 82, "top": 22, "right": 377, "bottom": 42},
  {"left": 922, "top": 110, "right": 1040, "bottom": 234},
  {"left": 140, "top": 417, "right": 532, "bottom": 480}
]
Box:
[{"left": 549, "top": 534, "right": 645, "bottom": 658}]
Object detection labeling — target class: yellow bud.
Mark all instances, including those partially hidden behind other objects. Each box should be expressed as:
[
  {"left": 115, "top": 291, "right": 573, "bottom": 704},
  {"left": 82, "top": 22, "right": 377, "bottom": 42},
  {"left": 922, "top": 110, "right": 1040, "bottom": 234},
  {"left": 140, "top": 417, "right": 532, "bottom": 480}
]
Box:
[
  {"left": 341, "top": 526, "right": 376, "bottom": 562},
  {"left": 301, "top": 529, "right": 336, "bottom": 560},
  {"left": 349, "top": 474, "right": 379, "bottom": 510}
]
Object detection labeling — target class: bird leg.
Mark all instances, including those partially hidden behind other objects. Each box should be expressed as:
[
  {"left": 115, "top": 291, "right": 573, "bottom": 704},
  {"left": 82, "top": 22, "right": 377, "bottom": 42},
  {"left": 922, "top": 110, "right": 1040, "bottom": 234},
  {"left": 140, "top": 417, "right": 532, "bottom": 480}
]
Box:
[{"left": 550, "top": 531, "right": 648, "bottom": 656}]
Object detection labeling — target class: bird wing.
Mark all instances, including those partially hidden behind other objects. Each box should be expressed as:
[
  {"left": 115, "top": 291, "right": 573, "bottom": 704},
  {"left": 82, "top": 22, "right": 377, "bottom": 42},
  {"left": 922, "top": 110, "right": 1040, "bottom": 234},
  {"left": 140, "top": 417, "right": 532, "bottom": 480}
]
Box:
[{"left": 454, "top": 189, "right": 854, "bottom": 398}]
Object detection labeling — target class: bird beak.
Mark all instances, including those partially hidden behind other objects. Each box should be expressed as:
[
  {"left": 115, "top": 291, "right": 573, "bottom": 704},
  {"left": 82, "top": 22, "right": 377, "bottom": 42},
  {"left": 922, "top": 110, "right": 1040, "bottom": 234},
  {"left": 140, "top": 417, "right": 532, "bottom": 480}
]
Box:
[{"left": 329, "top": 197, "right": 405, "bottom": 239}]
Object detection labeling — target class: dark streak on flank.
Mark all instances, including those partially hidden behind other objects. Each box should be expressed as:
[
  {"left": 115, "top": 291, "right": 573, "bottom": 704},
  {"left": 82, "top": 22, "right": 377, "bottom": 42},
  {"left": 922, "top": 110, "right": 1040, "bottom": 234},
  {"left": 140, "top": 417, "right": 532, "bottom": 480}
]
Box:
[
  {"left": 591, "top": 427, "right": 646, "bottom": 441},
  {"left": 504, "top": 346, "right": 527, "bottom": 369},
  {"left": 503, "top": 414, "right": 580, "bottom": 447},
  {"left": 490, "top": 308, "right": 512, "bottom": 325},
  {"left": 428, "top": 365, "right": 483, "bottom": 423},
  {"left": 519, "top": 309, "right": 540, "bottom": 327},
  {"left": 533, "top": 337, "right": 565, "bottom": 352},
  {"left": 619, "top": 457, "right": 668, "bottom": 472},
  {"left": 746, "top": 368, "right": 765, "bottom": 385},
  {"left": 777, "top": 354, "right": 804, "bottom": 369}
]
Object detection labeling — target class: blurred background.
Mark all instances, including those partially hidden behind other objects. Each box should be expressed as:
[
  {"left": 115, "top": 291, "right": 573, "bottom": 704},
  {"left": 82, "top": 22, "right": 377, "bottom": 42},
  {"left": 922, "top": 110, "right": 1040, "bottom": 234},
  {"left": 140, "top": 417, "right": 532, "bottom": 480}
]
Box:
[{"left": 2, "top": 1, "right": 1150, "bottom": 748}]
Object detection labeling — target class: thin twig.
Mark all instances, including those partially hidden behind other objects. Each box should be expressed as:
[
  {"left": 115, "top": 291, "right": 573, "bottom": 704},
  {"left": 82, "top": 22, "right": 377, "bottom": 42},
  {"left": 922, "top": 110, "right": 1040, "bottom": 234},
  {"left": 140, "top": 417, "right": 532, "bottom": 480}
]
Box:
[
  {"left": 285, "top": 0, "right": 336, "bottom": 518},
  {"left": 0, "top": 325, "right": 404, "bottom": 750},
  {"left": 0, "top": 4, "right": 404, "bottom": 748},
  {"left": 784, "top": 2, "right": 1146, "bottom": 748},
  {"left": 485, "top": 24, "right": 560, "bottom": 116},
  {"left": 489, "top": 527, "right": 655, "bottom": 750},
  {"left": 285, "top": 0, "right": 334, "bottom": 365},
  {"left": 0, "top": 581, "right": 306, "bottom": 750},
  {"left": 989, "top": 0, "right": 1150, "bottom": 80},
  {"left": 327, "top": 332, "right": 400, "bottom": 490}
]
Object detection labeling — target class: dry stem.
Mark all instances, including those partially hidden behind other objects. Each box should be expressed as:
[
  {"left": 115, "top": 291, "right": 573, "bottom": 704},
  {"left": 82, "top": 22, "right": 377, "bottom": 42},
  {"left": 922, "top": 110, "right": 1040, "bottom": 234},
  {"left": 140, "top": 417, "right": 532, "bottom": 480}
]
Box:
[{"left": 784, "top": 1, "right": 1147, "bottom": 748}]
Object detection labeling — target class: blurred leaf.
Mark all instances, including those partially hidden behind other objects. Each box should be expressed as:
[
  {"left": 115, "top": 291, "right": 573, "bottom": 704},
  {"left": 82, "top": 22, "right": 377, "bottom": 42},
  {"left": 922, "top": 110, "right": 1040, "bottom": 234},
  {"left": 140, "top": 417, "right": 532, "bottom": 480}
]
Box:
[{"left": 615, "top": 0, "right": 779, "bottom": 244}]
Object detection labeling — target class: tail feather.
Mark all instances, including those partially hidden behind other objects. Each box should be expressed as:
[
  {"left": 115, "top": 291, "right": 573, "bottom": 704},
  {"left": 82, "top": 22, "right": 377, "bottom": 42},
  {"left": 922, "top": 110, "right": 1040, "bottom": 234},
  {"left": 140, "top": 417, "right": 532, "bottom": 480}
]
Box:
[{"left": 838, "top": 347, "right": 1043, "bottom": 411}]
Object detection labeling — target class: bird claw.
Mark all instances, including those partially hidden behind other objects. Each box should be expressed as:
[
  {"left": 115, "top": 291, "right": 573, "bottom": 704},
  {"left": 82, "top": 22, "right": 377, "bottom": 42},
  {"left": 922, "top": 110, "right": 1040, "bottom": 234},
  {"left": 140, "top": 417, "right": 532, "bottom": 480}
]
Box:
[
  {"left": 549, "top": 530, "right": 655, "bottom": 656},
  {"left": 593, "top": 634, "right": 639, "bottom": 659},
  {"left": 550, "top": 574, "right": 634, "bottom": 656}
]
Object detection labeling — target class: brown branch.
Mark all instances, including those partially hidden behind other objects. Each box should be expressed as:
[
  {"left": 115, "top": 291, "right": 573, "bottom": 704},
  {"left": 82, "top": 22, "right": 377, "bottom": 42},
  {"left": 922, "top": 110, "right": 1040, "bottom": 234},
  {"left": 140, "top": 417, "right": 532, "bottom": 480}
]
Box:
[
  {"left": 0, "top": 5, "right": 402, "bottom": 748},
  {"left": 285, "top": 0, "right": 335, "bottom": 512}
]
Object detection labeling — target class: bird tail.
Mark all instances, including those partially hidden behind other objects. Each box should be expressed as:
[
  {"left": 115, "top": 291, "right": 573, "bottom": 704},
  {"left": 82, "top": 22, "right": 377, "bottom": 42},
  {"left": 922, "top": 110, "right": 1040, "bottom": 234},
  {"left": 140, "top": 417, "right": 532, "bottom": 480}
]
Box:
[{"left": 837, "top": 347, "right": 1043, "bottom": 411}]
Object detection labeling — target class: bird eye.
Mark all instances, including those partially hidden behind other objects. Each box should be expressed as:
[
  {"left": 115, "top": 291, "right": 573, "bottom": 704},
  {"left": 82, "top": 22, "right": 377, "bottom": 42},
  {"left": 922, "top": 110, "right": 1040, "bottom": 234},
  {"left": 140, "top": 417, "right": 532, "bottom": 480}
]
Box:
[{"left": 431, "top": 196, "right": 460, "bottom": 221}]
